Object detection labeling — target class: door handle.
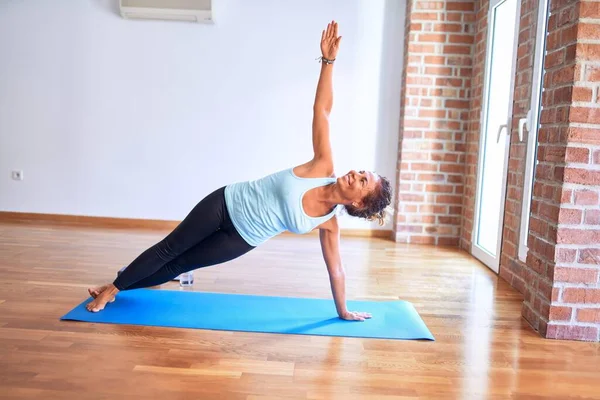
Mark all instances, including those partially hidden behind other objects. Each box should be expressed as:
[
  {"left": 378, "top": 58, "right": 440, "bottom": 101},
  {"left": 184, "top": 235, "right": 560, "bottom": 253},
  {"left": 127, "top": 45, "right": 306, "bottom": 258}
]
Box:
[
  {"left": 496, "top": 124, "right": 508, "bottom": 143},
  {"left": 518, "top": 119, "right": 527, "bottom": 141},
  {"left": 518, "top": 110, "right": 532, "bottom": 142}
]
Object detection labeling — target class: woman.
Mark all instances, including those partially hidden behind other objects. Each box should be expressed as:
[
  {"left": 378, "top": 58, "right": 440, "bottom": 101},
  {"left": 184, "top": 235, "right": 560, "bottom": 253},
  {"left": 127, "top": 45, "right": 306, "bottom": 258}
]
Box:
[{"left": 87, "top": 21, "right": 392, "bottom": 321}]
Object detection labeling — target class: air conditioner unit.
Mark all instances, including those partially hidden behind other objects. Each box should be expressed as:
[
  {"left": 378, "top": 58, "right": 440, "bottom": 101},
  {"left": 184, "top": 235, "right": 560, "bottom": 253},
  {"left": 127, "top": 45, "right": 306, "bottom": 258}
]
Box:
[{"left": 119, "top": 0, "right": 213, "bottom": 23}]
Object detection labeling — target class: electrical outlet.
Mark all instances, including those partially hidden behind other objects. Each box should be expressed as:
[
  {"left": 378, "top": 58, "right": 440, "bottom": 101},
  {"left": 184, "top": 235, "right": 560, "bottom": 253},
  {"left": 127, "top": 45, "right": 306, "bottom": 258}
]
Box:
[{"left": 11, "top": 170, "right": 23, "bottom": 181}]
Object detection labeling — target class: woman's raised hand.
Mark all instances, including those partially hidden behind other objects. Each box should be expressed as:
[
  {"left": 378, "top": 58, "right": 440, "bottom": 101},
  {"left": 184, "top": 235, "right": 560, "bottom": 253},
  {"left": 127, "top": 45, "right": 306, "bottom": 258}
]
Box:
[{"left": 320, "top": 20, "right": 342, "bottom": 61}]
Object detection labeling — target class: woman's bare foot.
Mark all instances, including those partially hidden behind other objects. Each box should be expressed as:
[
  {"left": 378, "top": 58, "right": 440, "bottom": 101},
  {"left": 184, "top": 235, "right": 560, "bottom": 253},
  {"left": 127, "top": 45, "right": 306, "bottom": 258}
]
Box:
[
  {"left": 88, "top": 284, "right": 115, "bottom": 303},
  {"left": 86, "top": 284, "right": 119, "bottom": 312}
]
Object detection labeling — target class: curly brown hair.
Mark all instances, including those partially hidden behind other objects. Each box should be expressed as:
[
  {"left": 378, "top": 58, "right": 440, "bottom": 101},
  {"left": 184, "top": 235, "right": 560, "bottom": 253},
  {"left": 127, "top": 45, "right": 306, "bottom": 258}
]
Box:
[{"left": 344, "top": 175, "right": 392, "bottom": 226}]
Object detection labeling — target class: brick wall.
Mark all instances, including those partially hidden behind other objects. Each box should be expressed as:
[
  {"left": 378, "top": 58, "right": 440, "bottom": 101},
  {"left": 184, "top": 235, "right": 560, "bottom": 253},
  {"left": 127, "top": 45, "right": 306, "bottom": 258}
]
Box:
[
  {"left": 394, "top": 0, "right": 476, "bottom": 246},
  {"left": 460, "top": 0, "right": 488, "bottom": 251},
  {"left": 543, "top": 0, "right": 600, "bottom": 341},
  {"left": 398, "top": 0, "right": 600, "bottom": 341},
  {"left": 520, "top": 0, "right": 580, "bottom": 338},
  {"left": 394, "top": 0, "right": 413, "bottom": 232}
]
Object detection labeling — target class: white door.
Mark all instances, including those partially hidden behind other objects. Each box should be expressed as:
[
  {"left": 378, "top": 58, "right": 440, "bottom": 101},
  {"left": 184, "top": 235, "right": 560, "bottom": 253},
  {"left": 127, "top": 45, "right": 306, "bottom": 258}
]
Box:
[
  {"left": 519, "top": 0, "right": 550, "bottom": 262},
  {"left": 471, "top": 0, "right": 522, "bottom": 272}
]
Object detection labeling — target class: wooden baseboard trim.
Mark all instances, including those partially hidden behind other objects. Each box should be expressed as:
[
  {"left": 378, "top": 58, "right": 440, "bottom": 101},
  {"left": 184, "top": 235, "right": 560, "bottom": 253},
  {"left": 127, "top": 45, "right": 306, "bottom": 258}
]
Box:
[
  {"left": 0, "top": 211, "right": 180, "bottom": 230},
  {"left": 279, "top": 229, "right": 393, "bottom": 239},
  {"left": 338, "top": 229, "right": 393, "bottom": 239},
  {"left": 0, "top": 211, "right": 393, "bottom": 239}
]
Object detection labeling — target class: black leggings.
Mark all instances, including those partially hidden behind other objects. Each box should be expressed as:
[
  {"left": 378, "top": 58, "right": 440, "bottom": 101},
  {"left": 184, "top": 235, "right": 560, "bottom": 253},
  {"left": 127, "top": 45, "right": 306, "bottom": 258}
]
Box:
[{"left": 113, "top": 186, "right": 254, "bottom": 291}]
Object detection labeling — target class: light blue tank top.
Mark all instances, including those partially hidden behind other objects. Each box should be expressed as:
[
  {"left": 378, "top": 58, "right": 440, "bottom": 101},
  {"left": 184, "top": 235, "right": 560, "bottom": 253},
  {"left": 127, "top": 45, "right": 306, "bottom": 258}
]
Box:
[{"left": 224, "top": 168, "right": 341, "bottom": 247}]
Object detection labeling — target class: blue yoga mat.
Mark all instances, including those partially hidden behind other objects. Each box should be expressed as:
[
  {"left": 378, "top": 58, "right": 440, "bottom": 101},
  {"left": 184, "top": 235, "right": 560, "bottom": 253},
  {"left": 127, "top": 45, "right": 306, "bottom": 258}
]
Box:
[{"left": 61, "top": 289, "right": 434, "bottom": 341}]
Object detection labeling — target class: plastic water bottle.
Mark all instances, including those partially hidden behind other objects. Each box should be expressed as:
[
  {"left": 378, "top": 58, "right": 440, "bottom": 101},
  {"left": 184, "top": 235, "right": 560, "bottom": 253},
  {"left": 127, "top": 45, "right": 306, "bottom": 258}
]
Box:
[{"left": 179, "top": 271, "right": 194, "bottom": 287}]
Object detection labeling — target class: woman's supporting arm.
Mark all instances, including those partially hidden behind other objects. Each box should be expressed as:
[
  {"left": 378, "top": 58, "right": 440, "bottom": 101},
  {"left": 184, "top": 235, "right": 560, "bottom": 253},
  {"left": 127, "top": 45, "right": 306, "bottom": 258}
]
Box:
[{"left": 318, "top": 216, "right": 372, "bottom": 322}]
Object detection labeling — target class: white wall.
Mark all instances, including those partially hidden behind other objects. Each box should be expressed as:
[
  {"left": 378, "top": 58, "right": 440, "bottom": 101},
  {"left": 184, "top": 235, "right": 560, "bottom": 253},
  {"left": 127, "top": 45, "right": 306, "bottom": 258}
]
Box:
[{"left": 0, "top": 0, "right": 405, "bottom": 230}]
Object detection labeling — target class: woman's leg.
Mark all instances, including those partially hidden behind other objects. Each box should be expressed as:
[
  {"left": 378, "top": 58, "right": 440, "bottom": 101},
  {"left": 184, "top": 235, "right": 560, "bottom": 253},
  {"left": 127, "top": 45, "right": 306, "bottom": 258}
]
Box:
[
  {"left": 126, "top": 227, "right": 254, "bottom": 290},
  {"left": 112, "top": 186, "right": 229, "bottom": 291},
  {"left": 86, "top": 196, "right": 253, "bottom": 312}
]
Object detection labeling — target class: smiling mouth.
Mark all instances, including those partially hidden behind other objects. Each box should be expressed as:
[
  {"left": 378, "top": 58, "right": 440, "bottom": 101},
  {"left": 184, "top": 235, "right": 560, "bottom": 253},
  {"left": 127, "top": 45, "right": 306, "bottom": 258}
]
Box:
[{"left": 346, "top": 174, "right": 351, "bottom": 185}]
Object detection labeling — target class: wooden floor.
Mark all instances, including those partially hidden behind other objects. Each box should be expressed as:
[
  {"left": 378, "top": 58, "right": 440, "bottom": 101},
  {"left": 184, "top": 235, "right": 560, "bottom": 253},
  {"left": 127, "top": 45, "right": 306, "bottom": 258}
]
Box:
[{"left": 1, "top": 221, "right": 599, "bottom": 400}]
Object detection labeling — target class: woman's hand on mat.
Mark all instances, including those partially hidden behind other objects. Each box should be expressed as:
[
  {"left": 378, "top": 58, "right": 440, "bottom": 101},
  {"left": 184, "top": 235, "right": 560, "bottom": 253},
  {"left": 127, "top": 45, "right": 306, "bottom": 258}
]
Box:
[
  {"left": 320, "top": 20, "right": 341, "bottom": 60},
  {"left": 340, "top": 311, "right": 372, "bottom": 322}
]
